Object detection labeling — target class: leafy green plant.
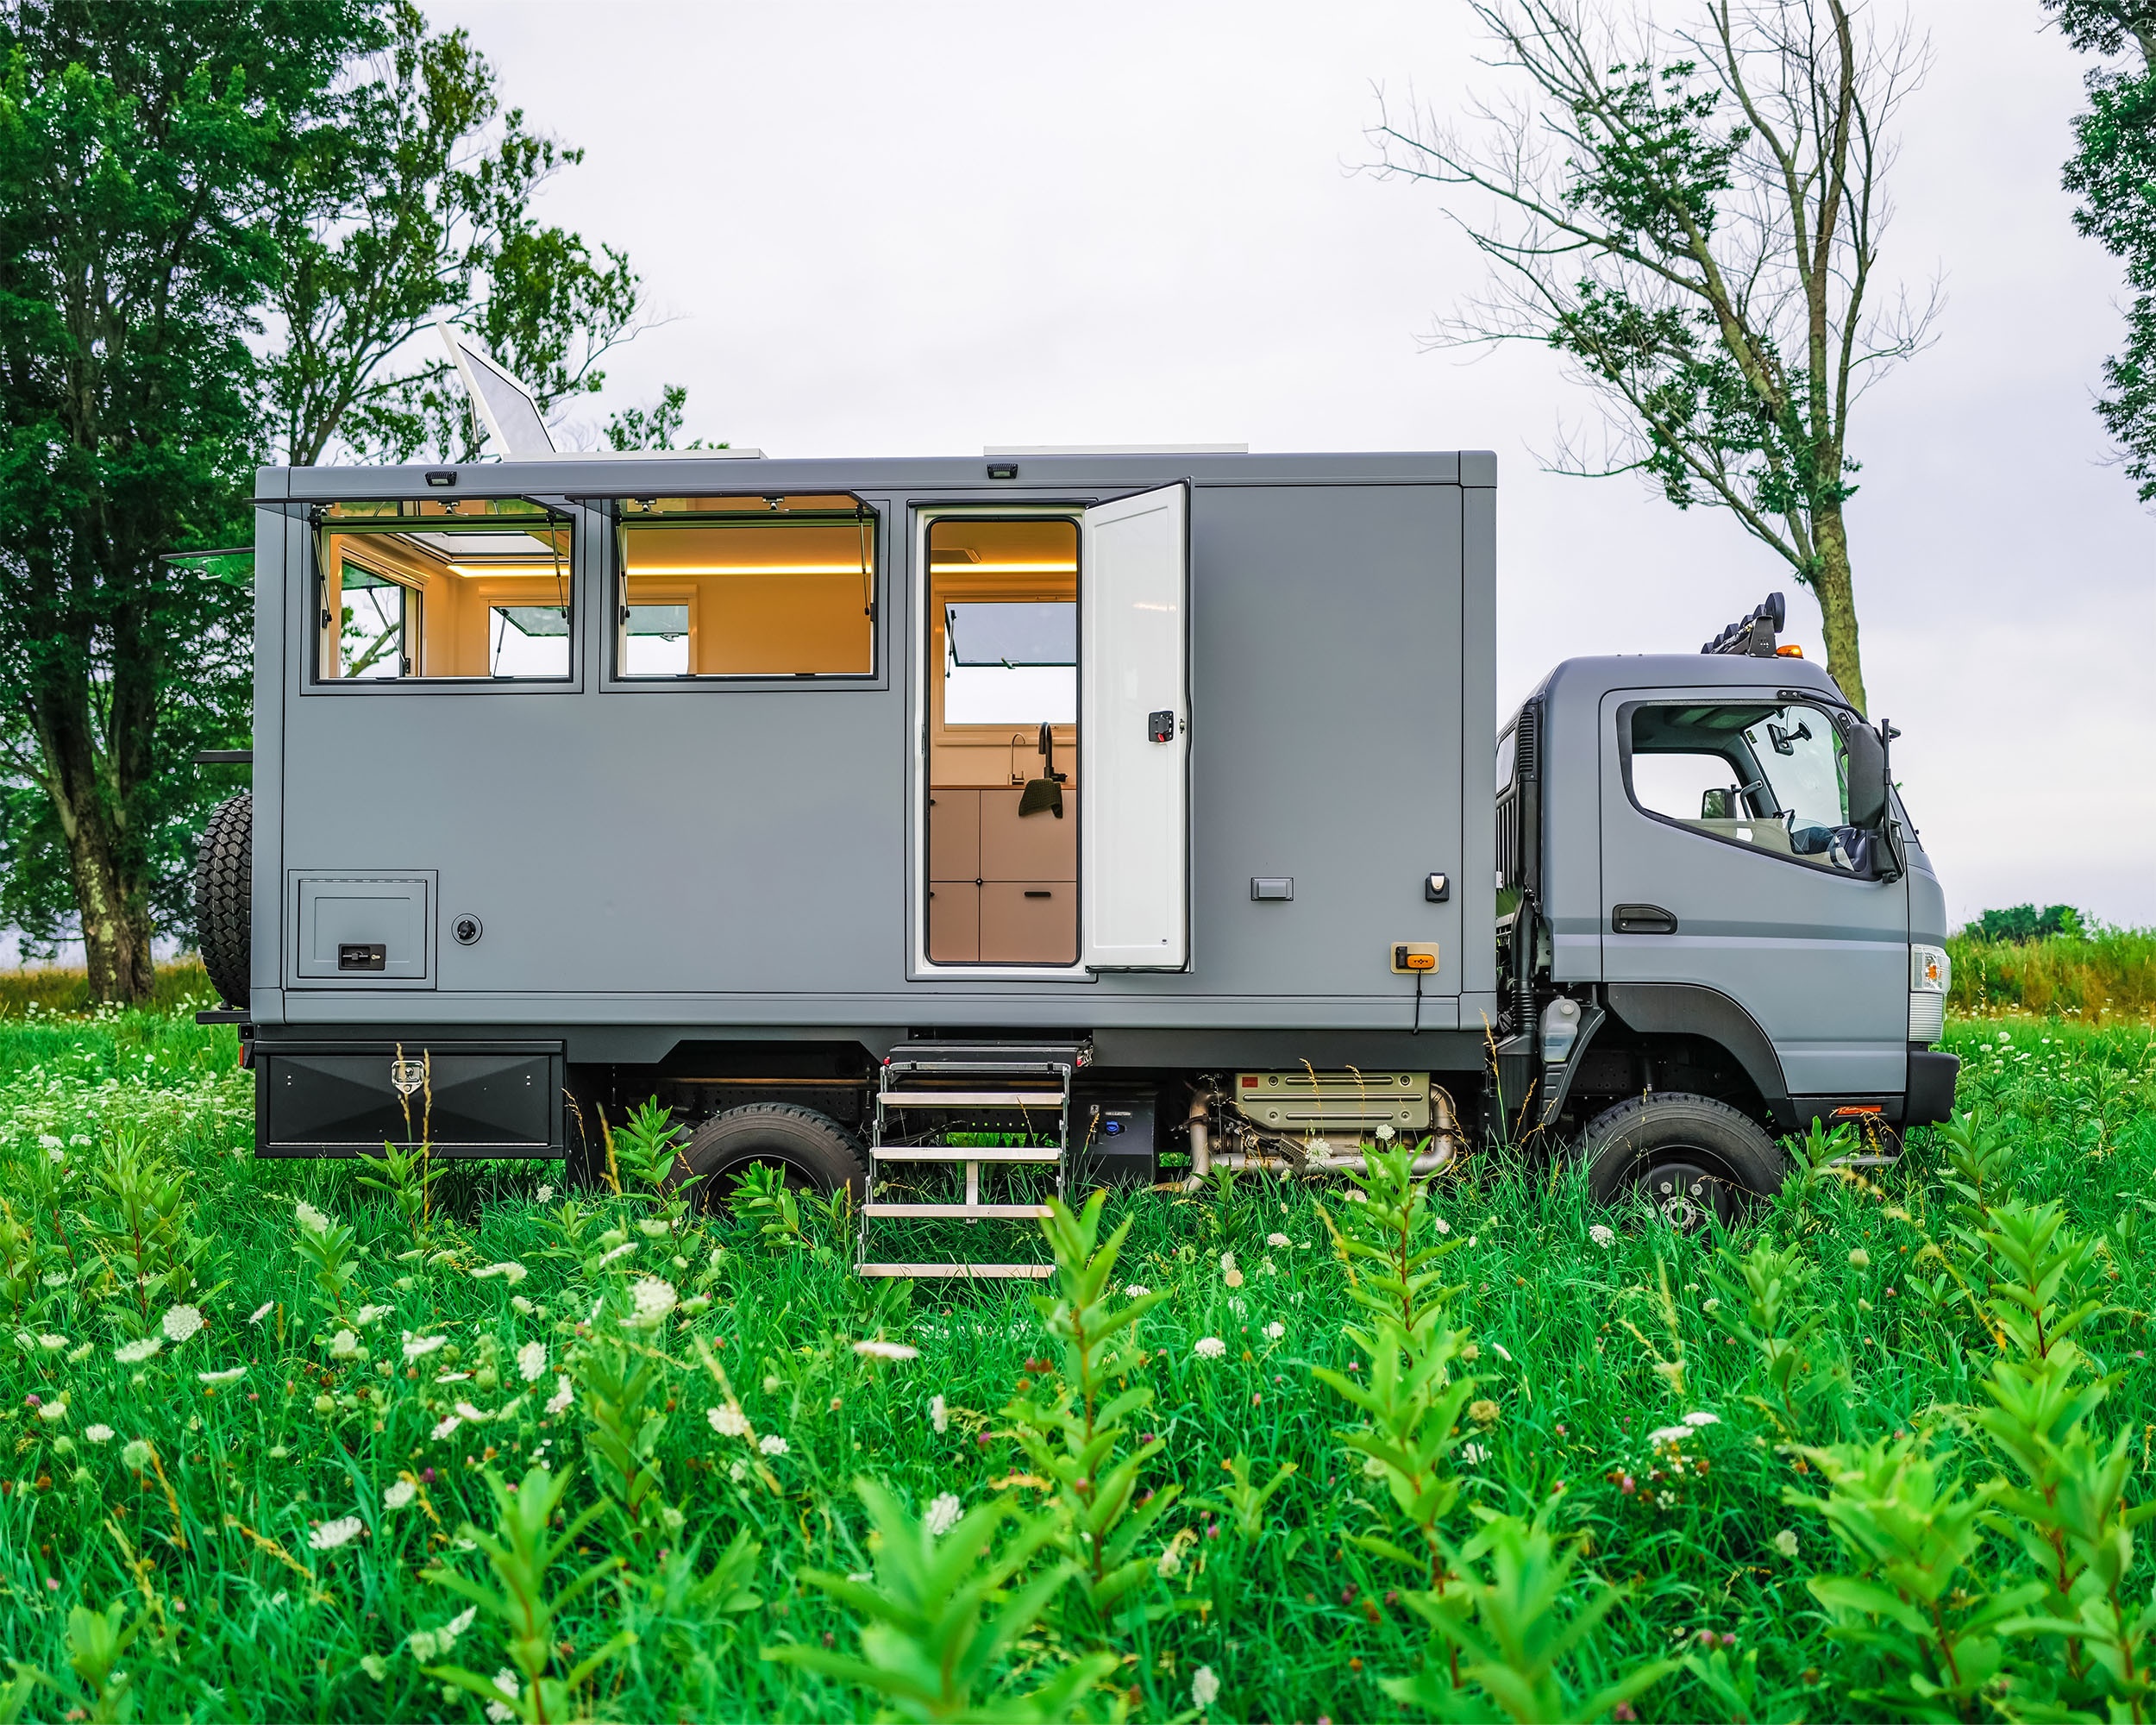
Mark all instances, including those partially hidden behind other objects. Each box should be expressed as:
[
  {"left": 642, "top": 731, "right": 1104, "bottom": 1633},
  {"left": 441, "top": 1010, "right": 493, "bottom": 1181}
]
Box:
[
  {"left": 422, "top": 1465, "right": 635, "bottom": 1725},
  {"left": 87, "top": 1127, "right": 206, "bottom": 1316},
  {"left": 768, "top": 1478, "right": 1114, "bottom": 1722},
  {"left": 1707, "top": 1237, "right": 1827, "bottom": 1440},
  {"left": 611, "top": 1098, "right": 700, "bottom": 1243},
  {"left": 354, "top": 1138, "right": 442, "bottom": 1247},
  {"left": 1206, "top": 1452, "right": 1299, "bottom": 1541},
  {"left": 1385, "top": 1505, "right": 1677, "bottom": 1724},
  {"left": 732, "top": 1163, "right": 808, "bottom": 1251},
  {"left": 1323, "top": 1138, "right": 1464, "bottom": 1329},
  {"left": 291, "top": 1198, "right": 362, "bottom": 1324},
  {"left": 575, "top": 1340, "right": 671, "bottom": 1541},
  {"left": 1003, "top": 1191, "right": 1181, "bottom": 1615},
  {"left": 60, "top": 1599, "right": 149, "bottom": 1725}
]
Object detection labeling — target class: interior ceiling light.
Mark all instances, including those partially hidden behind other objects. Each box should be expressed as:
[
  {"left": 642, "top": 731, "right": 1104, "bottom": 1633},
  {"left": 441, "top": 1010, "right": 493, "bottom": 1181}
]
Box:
[{"left": 930, "top": 549, "right": 981, "bottom": 564}]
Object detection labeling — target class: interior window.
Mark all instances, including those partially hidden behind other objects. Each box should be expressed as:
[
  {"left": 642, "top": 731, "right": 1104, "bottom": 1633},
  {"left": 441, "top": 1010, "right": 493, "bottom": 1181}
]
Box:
[
  {"left": 314, "top": 499, "right": 572, "bottom": 681},
  {"left": 924, "top": 517, "right": 1081, "bottom": 966},
  {"left": 1627, "top": 701, "right": 1859, "bottom": 871},
  {"left": 614, "top": 495, "right": 874, "bottom": 678}
]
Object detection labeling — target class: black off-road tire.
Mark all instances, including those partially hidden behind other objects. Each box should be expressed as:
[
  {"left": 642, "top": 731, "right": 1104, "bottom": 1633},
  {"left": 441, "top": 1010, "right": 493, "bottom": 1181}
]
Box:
[
  {"left": 668, "top": 1103, "right": 868, "bottom": 1210},
  {"left": 1578, "top": 1091, "right": 1785, "bottom": 1231},
  {"left": 193, "top": 793, "right": 252, "bottom": 1010}
]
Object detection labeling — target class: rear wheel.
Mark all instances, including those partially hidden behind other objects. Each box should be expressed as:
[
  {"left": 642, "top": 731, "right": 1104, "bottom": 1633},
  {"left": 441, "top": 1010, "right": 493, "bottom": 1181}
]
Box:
[
  {"left": 669, "top": 1104, "right": 868, "bottom": 1210},
  {"left": 193, "top": 792, "right": 251, "bottom": 1010},
  {"left": 1578, "top": 1092, "right": 1783, "bottom": 1231}
]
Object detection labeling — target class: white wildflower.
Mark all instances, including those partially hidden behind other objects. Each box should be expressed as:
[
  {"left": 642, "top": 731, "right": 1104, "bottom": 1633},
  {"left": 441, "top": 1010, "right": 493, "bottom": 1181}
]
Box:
[
  {"left": 161, "top": 1305, "right": 204, "bottom": 1343},
  {"left": 431, "top": 1414, "right": 462, "bottom": 1440},
  {"left": 1219, "top": 1251, "right": 1237, "bottom": 1272},
  {"left": 536, "top": 1185, "right": 555, "bottom": 1204},
  {"left": 621, "top": 1276, "right": 677, "bottom": 1329},
  {"left": 354, "top": 1304, "right": 393, "bottom": 1327},
  {"left": 309, "top": 1516, "right": 363, "bottom": 1551},
  {"left": 1192, "top": 1665, "right": 1221, "bottom": 1710},
  {"left": 924, "top": 1493, "right": 962, "bottom": 1538},
  {"left": 384, "top": 1479, "right": 417, "bottom": 1510},
  {"left": 296, "top": 1200, "right": 330, "bottom": 1234},
  {"left": 454, "top": 1401, "right": 487, "bottom": 1423},
  {"left": 707, "top": 1405, "right": 749, "bottom": 1440},
  {"left": 1266, "top": 1232, "right": 1291, "bottom": 1248},
  {"left": 1683, "top": 1410, "right": 1721, "bottom": 1428},
  {"left": 517, "top": 1340, "right": 546, "bottom": 1382},
  {"left": 545, "top": 1375, "right": 573, "bottom": 1416},
  {"left": 85, "top": 1425, "right": 115, "bottom": 1444},
  {"left": 1224, "top": 1267, "right": 1244, "bottom": 1289},
  {"left": 443, "top": 1606, "right": 476, "bottom": 1646},
  {"left": 598, "top": 1240, "right": 637, "bottom": 1266},
  {"left": 1491, "top": 1341, "right": 1513, "bottom": 1362},
  {"left": 510, "top": 1295, "right": 536, "bottom": 1316},
  {"left": 930, "top": 1395, "right": 949, "bottom": 1434},
  {"left": 759, "top": 1433, "right": 789, "bottom": 1457},
  {"left": 37, "top": 1133, "right": 61, "bottom": 1150},
  {"left": 36, "top": 1399, "right": 66, "bottom": 1423},
  {"left": 852, "top": 1339, "right": 918, "bottom": 1361},
  {"left": 115, "top": 1336, "right": 162, "bottom": 1364},
  {"left": 122, "top": 1440, "right": 153, "bottom": 1470},
  {"left": 197, "top": 1367, "right": 246, "bottom": 1384},
  {"left": 472, "top": 1262, "right": 527, "bottom": 1284},
  {"left": 248, "top": 1302, "right": 275, "bottom": 1326},
  {"left": 1648, "top": 1424, "right": 1690, "bottom": 1446},
  {"left": 329, "top": 1329, "right": 360, "bottom": 1359},
  {"left": 1124, "top": 1284, "right": 1150, "bottom": 1298},
  {"left": 36, "top": 1333, "right": 67, "bottom": 1352},
  {"left": 1461, "top": 1441, "right": 1489, "bottom": 1465},
  {"left": 1589, "top": 1224, "right": 1616, "bottom": 1248},
  {"left": 728, "top": 1459, "right": 749, "bottom": 1483},
  {"left": 1434, "top": 1216, "right": 1451, "bottom": 1233},
  {"left": 402, "top": 1333, "right": 448, "bottom": 1362},
  {"left": 1774, "top": 1527, "right": 1800, "bottom": 1558},
  {"left": 1263, "top": 1321, "right": 1285, "bottom": 1341},
  {"left": 1158, "top": 1544, "right": 1183, "bottom": 1578},
  {"left": 1194, "top": 1336, "right": 1227, "bottom": 1359}
]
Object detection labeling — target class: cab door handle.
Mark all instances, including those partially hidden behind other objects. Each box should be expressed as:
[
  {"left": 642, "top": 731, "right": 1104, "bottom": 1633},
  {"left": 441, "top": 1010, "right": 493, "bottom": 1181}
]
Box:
[{"left": 1612, "top": 904, "right": 1678, "bottom": 934}]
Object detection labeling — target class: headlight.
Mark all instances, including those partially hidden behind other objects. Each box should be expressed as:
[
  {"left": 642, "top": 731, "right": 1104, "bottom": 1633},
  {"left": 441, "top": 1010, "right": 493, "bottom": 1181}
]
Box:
[{"left": 1908, "top": 944, "right": 1949, "bottom": 1044}]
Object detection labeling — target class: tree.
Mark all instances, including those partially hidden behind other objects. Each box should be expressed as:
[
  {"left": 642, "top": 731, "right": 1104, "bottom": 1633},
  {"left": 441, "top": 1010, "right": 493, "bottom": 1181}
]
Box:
[
  {"left": 1369, "top": 0, "right": 1935, "bottom": 714},
  {"left": 2052, "top": 1, "right": 2156, "bottom": 502},
  {"left": 263, "top": 0, "right": 650, "bottom": 467},
  {"left": 0, "top": 0, "right": 372, "bottom": 996}
]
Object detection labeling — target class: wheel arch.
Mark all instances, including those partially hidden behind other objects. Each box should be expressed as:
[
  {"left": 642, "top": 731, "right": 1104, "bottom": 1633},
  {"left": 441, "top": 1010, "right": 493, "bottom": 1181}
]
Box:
[{"left": 1603, "top": 982, "right": 1794, "bottom": 1130}]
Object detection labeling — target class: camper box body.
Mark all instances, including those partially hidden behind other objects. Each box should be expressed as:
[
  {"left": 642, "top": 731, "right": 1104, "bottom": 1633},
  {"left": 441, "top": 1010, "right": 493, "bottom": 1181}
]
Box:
[{"left": 244, "top": 449, "right": 1499, "bottom": 1159}]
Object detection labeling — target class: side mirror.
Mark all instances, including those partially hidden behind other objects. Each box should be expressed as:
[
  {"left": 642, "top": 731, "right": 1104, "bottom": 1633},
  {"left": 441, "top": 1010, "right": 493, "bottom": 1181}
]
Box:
[{"left": 1845, "top": 723, "right": 1889, "bottom": 831}]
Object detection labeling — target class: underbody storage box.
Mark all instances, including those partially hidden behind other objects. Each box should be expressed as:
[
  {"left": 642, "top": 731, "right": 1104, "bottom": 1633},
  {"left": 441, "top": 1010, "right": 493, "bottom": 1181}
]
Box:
[{"left": 257, "top": 1042, "right": 563, "bottom": 1157}]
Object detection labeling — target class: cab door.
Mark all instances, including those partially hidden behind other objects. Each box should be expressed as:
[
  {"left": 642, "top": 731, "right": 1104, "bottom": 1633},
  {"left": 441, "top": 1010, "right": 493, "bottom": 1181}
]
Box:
[
  {"left": 1599, "top": 687, "right": 1908, "bottom": 1100},
  {"left": 1081, "top": 483, "right": 1189, "bottom": 970}
]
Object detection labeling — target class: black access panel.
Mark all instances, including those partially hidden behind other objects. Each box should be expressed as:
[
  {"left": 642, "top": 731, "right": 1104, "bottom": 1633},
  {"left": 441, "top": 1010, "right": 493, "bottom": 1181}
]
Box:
[{"left": 257, "top": 1042, "right": 564, "bottom": 1157}]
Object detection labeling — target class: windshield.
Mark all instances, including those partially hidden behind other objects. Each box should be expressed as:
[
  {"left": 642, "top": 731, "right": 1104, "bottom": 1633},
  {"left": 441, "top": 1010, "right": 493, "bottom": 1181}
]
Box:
[{"left": 1627, "top": 700, "right": 1860, "bottom": 871}]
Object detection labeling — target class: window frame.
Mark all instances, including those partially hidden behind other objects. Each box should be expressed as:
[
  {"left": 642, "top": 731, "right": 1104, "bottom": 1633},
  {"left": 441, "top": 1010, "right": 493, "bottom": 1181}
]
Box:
[
  {"left": 598, "top": 492, "right": 884, "bottom": 687},
  {"left": 1616, "top": 695, "right": 1876, "bottom": 878},
  {"left": 304, "top": 497, "right": 578, "bottom": 694}
]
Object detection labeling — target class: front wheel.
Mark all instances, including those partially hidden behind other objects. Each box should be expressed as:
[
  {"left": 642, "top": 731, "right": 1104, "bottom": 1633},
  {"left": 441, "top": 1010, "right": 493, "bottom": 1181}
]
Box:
[{"left": 1577, "top": 1092, "right": 1784, "bottom": 1231}]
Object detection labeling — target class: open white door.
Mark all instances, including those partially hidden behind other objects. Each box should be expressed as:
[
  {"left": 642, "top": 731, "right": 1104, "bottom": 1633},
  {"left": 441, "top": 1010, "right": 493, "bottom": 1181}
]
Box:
[{"left": 1081, "top": 483, "right": 1190, "bottom": 970}]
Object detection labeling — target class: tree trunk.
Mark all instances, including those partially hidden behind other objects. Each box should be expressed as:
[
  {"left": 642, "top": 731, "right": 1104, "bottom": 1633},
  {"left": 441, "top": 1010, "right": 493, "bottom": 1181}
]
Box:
[
  {"left": 1810, "top": 502, "right": 1868, "bottom": 718},
  {"left": 33, "top": 676, "right": 156, "bottom": 1004}
]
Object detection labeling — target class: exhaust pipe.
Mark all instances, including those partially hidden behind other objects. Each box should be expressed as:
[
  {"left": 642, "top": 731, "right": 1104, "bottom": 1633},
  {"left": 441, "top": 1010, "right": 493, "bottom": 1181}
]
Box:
[{"left": 1185, "top": 1088, "right": 1214, "bottom": 1188}]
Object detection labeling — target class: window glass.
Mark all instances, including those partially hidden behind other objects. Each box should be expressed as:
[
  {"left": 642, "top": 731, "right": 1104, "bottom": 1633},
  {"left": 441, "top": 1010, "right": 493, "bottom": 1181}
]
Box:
[
  {"left": 615, "top": 496, "right": 874, "bottom": 677},
  {"left": 943, "top": 601, "right": 1075, "bottom": 724},
  {"left": 1628, "top": 701, "right": 1858, "bottom": 870},
  {"left": 1494, "top": 725, "right": 1517, "bottom": 792},
  {"left": 315, "top": 499, "right": 571, "bottom": 681}
]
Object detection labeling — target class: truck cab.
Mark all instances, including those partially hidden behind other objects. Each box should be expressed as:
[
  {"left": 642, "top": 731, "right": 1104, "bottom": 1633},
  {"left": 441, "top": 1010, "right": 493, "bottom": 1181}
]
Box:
[{"left": 1495, "top": 596, "right": 1958, "bottom": 1225}]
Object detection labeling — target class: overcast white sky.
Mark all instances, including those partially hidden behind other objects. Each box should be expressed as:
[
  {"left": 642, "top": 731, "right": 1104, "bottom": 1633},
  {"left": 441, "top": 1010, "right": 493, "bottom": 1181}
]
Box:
[{"left": 439, "top": 0, "right": 2155, "bottom": 931}]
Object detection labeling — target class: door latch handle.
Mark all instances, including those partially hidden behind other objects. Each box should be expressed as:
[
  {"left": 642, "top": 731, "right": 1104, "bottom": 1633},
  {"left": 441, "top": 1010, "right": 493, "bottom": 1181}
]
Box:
[
  {"left": 1612, "top": 904, "right": 1678, "bottom": 935},
  {"left": 1147, "top": 709, "right": 1175, "bottom": 743}
]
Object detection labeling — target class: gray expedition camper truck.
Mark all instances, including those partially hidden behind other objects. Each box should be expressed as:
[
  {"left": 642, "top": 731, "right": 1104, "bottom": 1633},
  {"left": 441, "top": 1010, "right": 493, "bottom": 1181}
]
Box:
[{"left": 193, "top": 440, "right": 1958, "bottom": 1276}]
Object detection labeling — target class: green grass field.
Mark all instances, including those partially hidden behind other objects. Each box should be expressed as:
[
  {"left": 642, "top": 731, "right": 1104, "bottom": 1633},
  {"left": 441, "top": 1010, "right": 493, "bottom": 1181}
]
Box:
[{"left": 1, "top": 1010, "right": 2151, "bottom": 1722}]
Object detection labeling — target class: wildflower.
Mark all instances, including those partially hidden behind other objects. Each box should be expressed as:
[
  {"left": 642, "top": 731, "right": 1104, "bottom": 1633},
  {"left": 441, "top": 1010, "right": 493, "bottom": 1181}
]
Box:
[
  {"left": 85, "top": 1425, "right": 115, "bottom": 1445},
  {"left": 924, "top": 1492, "right": 962, "bottom": 1538},
  {"left": 454, "top": 1401, "right": 488, "bottom": 1423},
  {"left": 1192, "top": 1665, "right": 1221, "bottom": 1710},
  {"left": 930, "top": 1395, "right": 949, "bottom": 1434},
  {"left": 35, "top": 1333, "right": 66, "bottom": 1352},
  {"left": 536, "top": 1185, "right": 555, "bottom": 1204},
  {"left": 248, "top": 1302, "right": 275, "bottom": 1326},
  {"left": 486, "top": 1667, "right": 519, "bottom": 1723},
  {"left": 545, "top": 1375, "right": 574, "bottom": 1415},
  {"left": 1219, "top": 1251, "right": 1237, "bottom": 1272},
  {"left": 852, "top": 1339, "right": 919, "bottom": 1361},
  {"left": 1125, "top": 1284, "right": 1150, "bottom": 1298},
  {"left": 729, "top": 1459, "right": 749, "bottom": 1483},
  {"left": 622, "top": 1276, "right": 678, "bottom": 1329},
  {"left": 122, "top": 1440, "right": 153, "bottom": 1471},
  {"left": 115, "top": 1336, "right": 162, "bottom": 1364},
  {"left": 198, "top": 1367, "right": 246, "bottom": 1384},
  {"left": 1461, "top": 1442, "right": 1489, "bottom": 1465},
  {"left": 37, "top": 1399, "right": 66, "bottom": 1424},
  {"left": 472, "top": 1262, "right": 528, "bottom": 1284},
  {"left": 1225, "top": 1267, "right": 1245, "bottom": 1288},
  {"left": 309, "top": 1516, "right": 363, "bottom": 1551},
  {"left": 1848, "top": 1248, "right": 1871, "bottom": 1269},
  {"left": 1774, "top": 1527, "right": 1800, "bottom": 1558},
  {"left": 360, "top": 1654, "right": 388, "bottom": 1681},
  {"left": 708, "top": 1404, "right": 749, "bottom": 1438},
  {"left": 1194, "top": 1336, "right": 1227, "bottom": 1359},
  {"left": 1267, "top": 1232, "right": 1291, "bottom": 1248},
  {"left": 1263, "top": 1321, "right": 1285, "bottom": 1341},
  {"left": 162, "top": 1305, "right": 204, "bottom": 1344},
  {"left": 598, "top": 1240, "right": 637, "bottom": 1266},
  {"left": 1470, "top": 1399, "right": 1501, "bottom": 1427},
  {"left": 1589, "top": 1224, "right": 1615, "bottom": 1248},
  {"left": 516, "top": 1340, "right": 547, "bottom": 1383},
  {"left": 1683, "top": 1410, "right": 1720, "bottom": 1428},
  {"left": 402, "top": 1333, "right": 448, "bottom": 1362},
  {"left": 1648, "top": 1425, "right": 1690, "bottom": 1446},
  {"left": 431, "top": 1414, "right": 462, "bottom": 1440},
  {"left": 384, "top": 1479, "right": 417, "bottom": 1510},
  {"left": 1491, "top": 1341, "right": 1513, "bottom": 1362},
  {"left": 329, "top": 1330, "right": 360, "bottom": 1359},
  {"left": 1434, "top": 1216, "right": 1451, "bottom": 1233},
  {"left": 511, "top": 1295, "right": 536, "bottom": 1316},
  {"left": 759, "top": 1433, "right": 789, "bottom": 1456},
  {"left": 296, "top": 1200, "right": 330, "bottom": 1234},
  {"left": 354, "top": 1304, "right": 393, "bottom": 1327}
]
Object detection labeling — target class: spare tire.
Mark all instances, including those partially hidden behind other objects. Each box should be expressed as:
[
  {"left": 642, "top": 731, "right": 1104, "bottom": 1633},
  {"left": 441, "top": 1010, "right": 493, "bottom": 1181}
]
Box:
[{"left": 194, "top": 792, "right": 251, "bottom": 1009}]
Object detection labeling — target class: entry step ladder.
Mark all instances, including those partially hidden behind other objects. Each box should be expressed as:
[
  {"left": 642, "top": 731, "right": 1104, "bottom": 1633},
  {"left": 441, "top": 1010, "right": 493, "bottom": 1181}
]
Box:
[{"left": 856, "top": 1039, "right": 1089, "bottom": 1280}]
